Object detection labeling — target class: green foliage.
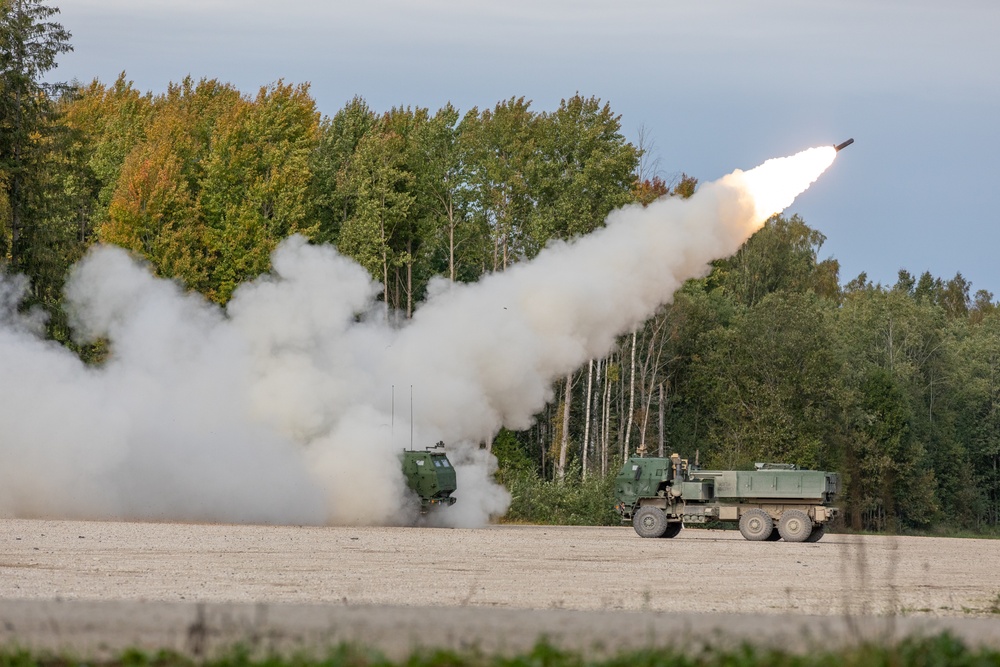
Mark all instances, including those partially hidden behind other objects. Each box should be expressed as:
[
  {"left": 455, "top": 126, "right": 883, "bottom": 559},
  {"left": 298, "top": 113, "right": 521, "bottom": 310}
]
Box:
[
  {"left": 60, "top": 74, "right": 153, "bottom": 225},
  {"left": 500, "top": 466, "right": 620, "bottom": 526},
  {"left": 459, "top": 96, "right": 537, "bottom": 271},
  {"left": 74, "top": 78, "right": 322, "bottom": 303},
  {"left": 0, "top": 0, "right": 74, "bottom": 269},
  {"left": 200, "top": 81, "right": 320, "bottom": 302},
  {"left": 845, "top": 369, "right": 938, "bottom": 531},
  {"left": 311, "top": 96, "right": 376, "bottom": 245},
  {"left": 3, "top": 633, "right": 1000, "bottom": 667},
  {"left": 710, "top": 214, "right": 840, "bottom": 307},
  {"left": 491, "top": 428, "right": 534, "bottom": 474},
  {"left": 691, "top": 291, "right": 845, "bottom": 470},
  {"left": 337, "top": 115, "right": 414, "bottom": 307},
  {"left": 0, "top": 0, "right": 77, "bottom": 331},
  {"left": 526, "top": 94, "right": 639, "bottom": 254}
]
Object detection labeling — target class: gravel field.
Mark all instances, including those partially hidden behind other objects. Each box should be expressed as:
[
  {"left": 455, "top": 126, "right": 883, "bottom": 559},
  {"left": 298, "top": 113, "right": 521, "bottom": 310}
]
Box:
[{"left": 2, "top": 519, "right": 999, "bottom": 657}]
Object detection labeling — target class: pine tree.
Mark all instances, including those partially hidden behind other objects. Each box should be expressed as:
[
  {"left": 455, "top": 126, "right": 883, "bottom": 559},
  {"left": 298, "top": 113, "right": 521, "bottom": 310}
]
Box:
[{"left": 0, "top": 0, "right": 72, "bottom": 268}]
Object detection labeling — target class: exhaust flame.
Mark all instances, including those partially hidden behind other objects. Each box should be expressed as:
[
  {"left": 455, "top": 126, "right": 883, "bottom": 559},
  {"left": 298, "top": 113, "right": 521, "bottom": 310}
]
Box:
[
  {"left": 0, "top": 146, "right": 837, "bottom": 527},
  {"left": 730, "top": 146, "right": 837, "bottom": 226}
]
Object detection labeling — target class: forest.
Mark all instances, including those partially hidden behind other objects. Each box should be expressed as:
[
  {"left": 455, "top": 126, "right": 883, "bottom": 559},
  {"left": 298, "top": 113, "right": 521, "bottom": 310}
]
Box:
[{"left": 2, "top": 0, "right": 999, "bottom": 534}]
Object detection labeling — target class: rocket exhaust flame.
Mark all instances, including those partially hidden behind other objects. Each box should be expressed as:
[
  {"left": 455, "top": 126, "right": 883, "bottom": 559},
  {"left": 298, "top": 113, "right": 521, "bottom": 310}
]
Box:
[
  {"left": 0, "top": 145, "right": 839, "bottom": 527},
  {"left": 730, "top": 146, "right": 837, "bottom": 226}
]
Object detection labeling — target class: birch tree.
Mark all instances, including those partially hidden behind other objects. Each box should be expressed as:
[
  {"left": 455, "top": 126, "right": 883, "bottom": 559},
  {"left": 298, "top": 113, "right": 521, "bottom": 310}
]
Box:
[{"left": 459, "top": 98, "right": 536, "bottom": 271}]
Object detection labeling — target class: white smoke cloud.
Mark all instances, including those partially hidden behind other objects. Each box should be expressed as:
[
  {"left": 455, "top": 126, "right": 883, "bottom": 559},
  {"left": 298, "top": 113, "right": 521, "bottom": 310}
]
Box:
[{"left": 0, "top": 147, "right": 836, "bottom": 526}]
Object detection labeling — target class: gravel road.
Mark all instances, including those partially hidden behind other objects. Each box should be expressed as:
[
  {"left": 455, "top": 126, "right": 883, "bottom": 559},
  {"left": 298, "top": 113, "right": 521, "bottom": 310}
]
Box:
[{"left": 2, "top": 520, "right": 999, "bottom": 657}]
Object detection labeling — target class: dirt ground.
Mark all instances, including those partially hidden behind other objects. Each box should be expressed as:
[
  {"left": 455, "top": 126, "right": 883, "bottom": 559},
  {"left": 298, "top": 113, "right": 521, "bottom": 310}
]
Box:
[{"left": 2, "top": 520, "right": 999, "bottom": 657}]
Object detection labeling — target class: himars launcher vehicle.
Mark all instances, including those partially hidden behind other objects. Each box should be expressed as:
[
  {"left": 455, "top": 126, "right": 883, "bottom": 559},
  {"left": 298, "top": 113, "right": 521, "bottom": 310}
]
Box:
[
  {"left": 615, "top": 454, "right": 840, "bottom": 542},
  {"left": 401, "top": 442, "right": 457, "bottom": 512}
]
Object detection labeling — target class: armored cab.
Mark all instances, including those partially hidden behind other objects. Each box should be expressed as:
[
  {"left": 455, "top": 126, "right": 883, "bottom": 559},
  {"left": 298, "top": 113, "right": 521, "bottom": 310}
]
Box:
[
  {"left": 615, "top": 454, "right": 839, "bottom": 542},
  {"left": 401, "top": 442, "right": 457, "bottom": 512}
]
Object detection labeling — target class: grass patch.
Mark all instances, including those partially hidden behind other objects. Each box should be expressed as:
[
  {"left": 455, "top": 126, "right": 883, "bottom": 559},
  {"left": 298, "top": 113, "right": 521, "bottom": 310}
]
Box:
[{"left": 3, "top": 634, "right": 1000, "bottom": 667}]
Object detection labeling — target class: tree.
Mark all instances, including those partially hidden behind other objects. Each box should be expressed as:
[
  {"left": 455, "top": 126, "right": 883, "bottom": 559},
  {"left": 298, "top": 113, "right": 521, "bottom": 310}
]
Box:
[
  {"left": 835, "top": 287, "right": 946, "bottom": 530},
  {"left": 337, "top": 117, "right": 414, "bottom": 312},
  {"left": 970, "top": 289, "right": 996, "bottom": 325},
  {"left": 527, "top": 94, "right": 638, "bottom": 253},
  {"left": 0, "top": 0, "right": 71, "bottom": 268},
  {"left": 103, "top": 134, "right": 204, "bottom": 288},
  {"left": 459, "top": 97, "right": 537, "bottom": 271},
  {"left": 692, "top": 291, "right": 845, "bottom": 470},
  {"left": 99, "top": 77, "right": 242, "bottom": 298},
  {"left": 946, "top": 311, "right": 1000, "bottom": 527},
  {"left": 632, "top": 175, "right": 669, "bottom": 206},
  {"left": 199, "top": 81, "right": 320, "bottom": 302},
  {"left": 847, "top": 368, "right": 938, "bottom": 531},
  {"left": 379, "top": 105, "right": 439, "bottom": 316},
  {"left": 59, "top": 74, "right": 153, "bottom": 231},
  {"left": 410, "top": 103, "right": 478, "bottom": 284},
  {"left": 939, "top": 272, "right": 970, "bottom": 319},
  {"left": 311, "top": 96, "right": 376, "bottom": 245},
  {"left": 12, "top": 87, "right": 96, "bottom": 342},
  {"left": 710, "top": 214, "right": 840, "bottom": 307}
]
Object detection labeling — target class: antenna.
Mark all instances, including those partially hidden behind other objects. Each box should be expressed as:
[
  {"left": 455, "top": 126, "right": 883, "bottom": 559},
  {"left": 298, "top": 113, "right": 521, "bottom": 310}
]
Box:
[
  {"left": 391, "top": 385, "right": 395, "bottom": 450},
  {"left": 409, "top": 384, "right": 414, "bottom": 451}
]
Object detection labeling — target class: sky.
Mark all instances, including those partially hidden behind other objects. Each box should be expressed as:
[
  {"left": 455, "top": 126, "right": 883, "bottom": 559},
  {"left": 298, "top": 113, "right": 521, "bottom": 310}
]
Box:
[{"left": 54, "top": 0, "right": 1000, "bottom": 295}]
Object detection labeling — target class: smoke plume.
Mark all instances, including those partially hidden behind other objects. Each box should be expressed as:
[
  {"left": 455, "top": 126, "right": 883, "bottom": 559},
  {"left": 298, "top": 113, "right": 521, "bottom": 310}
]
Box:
[{"left": 0, "top": 146, "right": 836, "bottom": 526}]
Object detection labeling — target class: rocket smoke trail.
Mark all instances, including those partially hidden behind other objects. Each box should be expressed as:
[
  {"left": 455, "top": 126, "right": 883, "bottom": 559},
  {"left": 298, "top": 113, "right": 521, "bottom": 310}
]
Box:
[{"left": 0, "top": 146, "right": 837, "bottom": 527}]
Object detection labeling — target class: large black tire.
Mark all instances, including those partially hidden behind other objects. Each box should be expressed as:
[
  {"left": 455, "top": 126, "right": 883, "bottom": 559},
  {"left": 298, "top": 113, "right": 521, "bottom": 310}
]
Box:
[
  {"left": 778, "top": 509, "right": 813, "bottom": 542},
  {"left": 660, "top": 522, "right": 683, "bottom": 539},
  {"left": 633, "top": 506, "right": 668, "bottom": 538},
  {"left": 738, "top": 508, "right": 774, "bottom": 541},
  {"left": 805, "top": 525, "right": 826, "bottom": 542}
]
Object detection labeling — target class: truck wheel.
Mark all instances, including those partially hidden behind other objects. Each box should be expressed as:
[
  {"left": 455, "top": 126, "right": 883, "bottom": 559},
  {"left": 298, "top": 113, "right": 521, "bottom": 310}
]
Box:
[
  {"left": 633, "top": 506, "right": 668, "bottom": 538},
  {"left": 805, "top": 525, "right": 826, "bottom": 542},
  {"left": 660, "top": 522, "right": 682, "bottom": 539},
  {"left": 778, "top": 509, "right": 812, "bottom": 542},
  {"left": 738, "top": 508, "right": 773, "bottom": 541}
]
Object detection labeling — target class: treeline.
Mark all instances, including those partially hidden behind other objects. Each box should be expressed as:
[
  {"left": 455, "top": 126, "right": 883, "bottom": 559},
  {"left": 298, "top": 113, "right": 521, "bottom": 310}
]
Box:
[
  {"left": 3, "top": 1, "right": 999, "bottom": 533},
  {"left": 63, "top": 78, "right": 644, "bottom": 304}
]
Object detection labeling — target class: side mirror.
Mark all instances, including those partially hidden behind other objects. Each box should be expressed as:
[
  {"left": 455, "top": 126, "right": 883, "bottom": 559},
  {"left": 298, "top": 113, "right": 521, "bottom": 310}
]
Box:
[{"left": 634, "top": 466, "right": 643, "bottom": 481}]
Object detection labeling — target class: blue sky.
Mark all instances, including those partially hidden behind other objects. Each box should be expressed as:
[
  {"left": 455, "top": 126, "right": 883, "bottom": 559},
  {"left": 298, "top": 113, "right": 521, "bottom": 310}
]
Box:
[{"left": 56, "top": 0, "right": 1000, "bottom": 294}]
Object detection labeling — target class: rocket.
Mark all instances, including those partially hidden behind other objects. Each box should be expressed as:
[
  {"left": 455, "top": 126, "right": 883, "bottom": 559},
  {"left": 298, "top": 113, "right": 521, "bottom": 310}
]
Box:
[{"left": 834, "top": 138, "right": 854, "bottom": 152}]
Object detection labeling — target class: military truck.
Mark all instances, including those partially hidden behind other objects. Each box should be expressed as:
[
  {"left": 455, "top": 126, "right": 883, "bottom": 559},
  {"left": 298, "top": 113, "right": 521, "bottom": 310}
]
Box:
[
  {"left": 615, "top": 454, "right": 839, "bottom": 542},
  {"left": 401, "top": 442, "right": 457, "bottom": 512}
]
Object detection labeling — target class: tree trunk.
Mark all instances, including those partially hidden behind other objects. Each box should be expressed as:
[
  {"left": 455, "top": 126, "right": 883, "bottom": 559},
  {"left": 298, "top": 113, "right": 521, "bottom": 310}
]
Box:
[
  {"left": 582, "top": 359, "right": 594, "bottom": 481},
  {"left": 639, "top": 393, "right": 652, "bottom": 456},
  {"left": 602, "top": 355, "right": 612, "bottom": 477},
  {"left": 448, "top": 202, "right": 456, "bottom": 281},
  {"left": 381, "top": 214, "right": 390, "bottom": 314},
  {"left": 658, "top": 382, "right": 665, "bottom": 457},
  {"left": 624, "top": 329, "right": 637, "bottom": 464},
  {"left": 394, "top": 266, "right": 401, "bottom": 313},
  {"left": 406, "top": 238, "right": 413, "bottom": 318},
  {"left": 557, "top": 373, "right": 572, "bottom": 481},
  {"left": 539, "top": 418, "right": 545, "bottom": 480}
]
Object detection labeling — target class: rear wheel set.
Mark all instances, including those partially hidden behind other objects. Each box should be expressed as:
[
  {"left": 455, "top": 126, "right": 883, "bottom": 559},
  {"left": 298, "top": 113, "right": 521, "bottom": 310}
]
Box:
[{"left": 739, "top": 508, "right": 821, "bottom": 543}]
